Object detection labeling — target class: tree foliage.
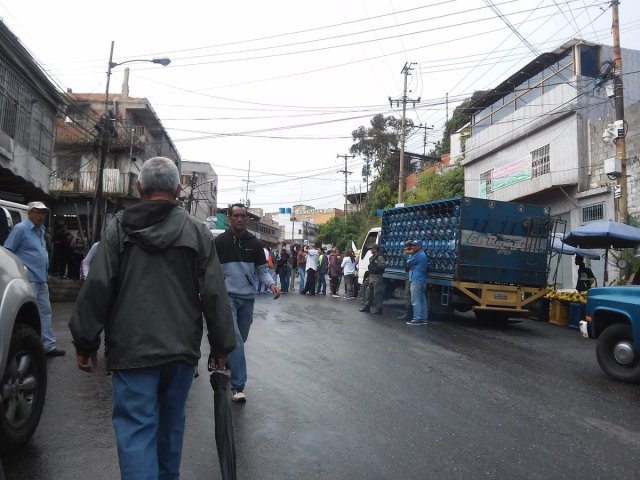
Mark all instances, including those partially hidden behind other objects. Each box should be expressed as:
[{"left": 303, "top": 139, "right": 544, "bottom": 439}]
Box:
[
  {"left": 349, "top": 113, "right": 409, "bottom": 187},
  {"left": 432, "top": 90, "right": 489, "bottom": 157},
  {"left": 404, "top": 165, "right": 464, "bottom": 204},
  {"left": 318, "top": 212, "right": 366, "bottom": 252}
]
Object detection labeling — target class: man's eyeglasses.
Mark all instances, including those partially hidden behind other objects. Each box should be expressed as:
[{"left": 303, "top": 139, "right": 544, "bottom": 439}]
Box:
[{"left": 230, "top": 214, "right": 247, "bottom": 218}]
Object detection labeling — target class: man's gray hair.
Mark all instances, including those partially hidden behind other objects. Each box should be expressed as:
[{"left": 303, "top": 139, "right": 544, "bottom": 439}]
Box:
[{"left": 138, "top": 157, "right": 180, "bottom": 196}]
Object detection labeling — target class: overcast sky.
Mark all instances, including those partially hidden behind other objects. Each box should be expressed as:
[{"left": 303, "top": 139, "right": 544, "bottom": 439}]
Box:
[{"left": 2, "top": 0, "right": 639, "bottom": 212}]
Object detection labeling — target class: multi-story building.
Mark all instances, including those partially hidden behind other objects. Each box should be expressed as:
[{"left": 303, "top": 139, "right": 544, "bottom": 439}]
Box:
[
  {"left": 461, "top": 39, "right": 640, "bottom": 287},
  {"left": 0, "top": 20, "right": 63, "bottom": 203},
  {"left": 180, "top": 160, "right": 217, "bottom": 221},
  {"left": 52, "top": 74, "right": 180, "bottom": 233}
]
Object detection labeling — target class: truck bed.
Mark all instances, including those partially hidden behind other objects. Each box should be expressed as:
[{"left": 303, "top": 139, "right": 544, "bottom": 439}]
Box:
[{"left": 381, "top": 197, "right": 551, "bottom": 288}]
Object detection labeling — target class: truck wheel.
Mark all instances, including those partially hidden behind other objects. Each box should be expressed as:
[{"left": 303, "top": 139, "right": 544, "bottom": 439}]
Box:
[
  {"left": 0, "top": 324, "right": 48, "bottom": 454},
  {"left": 596, "top": 324, "right": 640, "bottom": 383}
]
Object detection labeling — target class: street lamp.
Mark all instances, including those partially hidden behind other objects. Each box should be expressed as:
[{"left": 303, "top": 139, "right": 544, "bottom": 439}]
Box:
[{"left": 91, "top": 41, "right": 170, "bottom": 244}]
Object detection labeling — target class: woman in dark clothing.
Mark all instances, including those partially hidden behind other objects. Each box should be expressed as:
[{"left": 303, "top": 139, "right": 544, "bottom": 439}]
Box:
[{"left": 575, "top": 255, "right": 596, "bottom": 292}]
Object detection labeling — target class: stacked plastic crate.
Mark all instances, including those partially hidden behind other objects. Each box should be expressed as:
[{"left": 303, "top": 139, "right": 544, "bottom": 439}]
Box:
[{"left": 380, "top": 198, "right": 462, "bottom": 275}]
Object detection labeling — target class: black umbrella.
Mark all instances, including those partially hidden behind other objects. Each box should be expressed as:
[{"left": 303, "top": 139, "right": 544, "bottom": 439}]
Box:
[{"left": 209, "top": 369, "right": 237, "bottom": 480}]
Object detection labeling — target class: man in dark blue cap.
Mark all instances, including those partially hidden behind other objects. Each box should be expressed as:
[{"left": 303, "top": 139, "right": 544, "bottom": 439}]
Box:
[{"left": 405, "top": 240, "right": 429, "bottom": 325}]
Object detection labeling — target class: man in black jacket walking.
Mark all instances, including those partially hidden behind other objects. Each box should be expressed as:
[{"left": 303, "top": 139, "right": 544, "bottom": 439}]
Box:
[{"left": 215, "top": 203, "right": 280, "bottom": 403}]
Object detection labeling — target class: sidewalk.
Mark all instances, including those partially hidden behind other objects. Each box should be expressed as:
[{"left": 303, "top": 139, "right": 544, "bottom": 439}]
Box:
[{"left": 48, "top": 276, "right": 82, "bottom": 302}]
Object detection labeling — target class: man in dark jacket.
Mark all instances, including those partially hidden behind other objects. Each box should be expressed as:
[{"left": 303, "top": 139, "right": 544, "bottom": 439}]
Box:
[
  {"left": 359, "top": 244, "right": 386, "bottom": 315},
  {"left": 215, "top": 203, "right": 280, "bottom": 403},
  {"left": 69, "top": 157, "right": 235, "bottom": 479}
]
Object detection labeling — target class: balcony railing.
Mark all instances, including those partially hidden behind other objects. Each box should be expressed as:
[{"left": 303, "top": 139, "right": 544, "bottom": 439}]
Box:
[{"left": 50, "top": 169, "right": 130, "bottom": 196}]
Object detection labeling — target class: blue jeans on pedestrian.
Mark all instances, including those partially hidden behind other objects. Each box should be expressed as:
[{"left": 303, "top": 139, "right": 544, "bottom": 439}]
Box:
[
  {"left": 297, "top": 267, "right": 306, "bottom": 293},
  {"left": 111, "top": 361, "right": 194, "bottom": 480},
  {"left": 228, "top": 295, "right": 255, "bottom": 391},
  {"left": 410, "top": 281, "right": 428, "bottom": 321},
  {"left": 30, "top": 281, "right": 56, "bottom": 352},
  {"left": 279, "top": 266, "right": 291, "bottom": 292},
  {"left": 316, "top": 272, "right": 326, "bottom": 294}
]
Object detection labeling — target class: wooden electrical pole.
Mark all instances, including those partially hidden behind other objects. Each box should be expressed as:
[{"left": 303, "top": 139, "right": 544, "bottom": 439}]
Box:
[
  {"left": 389, "top": 62, "right": 420, "bottom": 204},
  {"left": 337, "top": 154, "right": 354, "bottom": 219}
]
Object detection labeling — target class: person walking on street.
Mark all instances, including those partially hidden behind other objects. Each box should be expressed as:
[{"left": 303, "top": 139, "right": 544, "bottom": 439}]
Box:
[
  {"left": 302, "top": 244, "right": 319, "bottom": 295},
  {"left": 405, "top": 240, "right": 429, "bottom": 325},
  {"left": 397, "top": 240, "right": 414, "bottom": 321},
  {"left": 359, "top": 244, "right": 385, "bottom": 315},
  {"left": 256, "top": 245, "right": 272, "bottom": 294},
  {"left": 296, "top": 246, "right": 306, "bottom": 294},
  {"left": 215, "top": 203, "right": 280, "bottom": 403},
  {"left": 52, "top": 222, "right": 72, "bottom": 277},
  {"left": 277, "top": 246, "right": 291, "bottom": 293},
  {"left": 5, "top": 202, "right": 65, "bottom": 357},
  {"left": 341, "top": 248, "right": 357, "bottom": 299},
  {"left": 328, "top": 248, "right": 342, "bottom": 297},
  {"left": 316, "top": 247, "right": 328, "bottom": 295},
  {"left": 69, "top": 157, "right": 236, "bottom": 478},
  {"left": 291, "top": 245, "right": 298, "bottom": 291}
]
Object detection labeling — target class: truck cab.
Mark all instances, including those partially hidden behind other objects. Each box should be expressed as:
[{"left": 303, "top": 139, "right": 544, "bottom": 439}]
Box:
[
  {"left": 357, "top": 227, "right": 380, "bottom": 288},
  {"left": 583, "top": 286, "right": 640, "bottom": 383}
]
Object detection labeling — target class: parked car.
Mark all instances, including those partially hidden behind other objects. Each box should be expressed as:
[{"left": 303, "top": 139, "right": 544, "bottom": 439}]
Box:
[
  {"left": 0, "top": 200, "right": 29, "bottom": 246},
  {"left": 0, "top": 246, "right": 47, "bottom": 454},
  {"left": 581, "top": 285, "right": 640, "bottom": 383}
]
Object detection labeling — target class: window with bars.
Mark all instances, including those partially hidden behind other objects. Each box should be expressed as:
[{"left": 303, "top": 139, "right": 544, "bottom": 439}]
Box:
[
  {"left": 582, "top": 203, "right": 604, "bottom": 223},
  {"left": 0, "top": 59, "right": 55, "bottom": 166},
  {"left": 531, "top": 144, "right": 550, "bottom": 178}
]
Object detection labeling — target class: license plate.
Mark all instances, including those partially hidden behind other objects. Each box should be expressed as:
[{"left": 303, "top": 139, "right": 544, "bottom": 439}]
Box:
[{"left": 493, "top": 291, "right": 508, "bottom": 300}]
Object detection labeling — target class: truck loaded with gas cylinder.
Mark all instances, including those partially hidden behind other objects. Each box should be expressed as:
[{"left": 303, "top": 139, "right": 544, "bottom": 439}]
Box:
[{"left": 358, "top": 196, "right": 553, "bottom": 321}]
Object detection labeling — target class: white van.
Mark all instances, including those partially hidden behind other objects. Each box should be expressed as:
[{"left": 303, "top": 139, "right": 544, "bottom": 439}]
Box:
[
  {"left": 357, "top": 227, "right": 381, "bottom": 288},
  {"left": 0, "top": 200, "right": 30, "bottom": 245}
]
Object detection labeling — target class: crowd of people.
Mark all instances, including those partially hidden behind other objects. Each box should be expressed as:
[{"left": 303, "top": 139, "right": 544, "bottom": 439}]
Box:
[
  {"left": 261, "top": 243, "right": 363, "bottom": 300},
  {"left": 262, "top": 237, "right": 430, "bottom": 326},
  {"left": 3, "top": 157, "right": 432, "bottom": 477}
]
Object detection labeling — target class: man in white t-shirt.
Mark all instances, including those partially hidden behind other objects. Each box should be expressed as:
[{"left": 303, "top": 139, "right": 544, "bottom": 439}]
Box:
[{"left": 302, "top": 244, "right": 319, "bottom": 295}]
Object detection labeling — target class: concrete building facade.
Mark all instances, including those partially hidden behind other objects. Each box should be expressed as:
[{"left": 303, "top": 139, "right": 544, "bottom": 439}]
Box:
[
  {"left": 180, "top": 160, "right": 217, "bottom": 221},
  {"left": 0, "top": 20, "right": 63, "bottom": 203},
  {"left": 461, "top": 39, "right": 640, "bottom": 287},
  {"left": 52, "top": 83, "right": 180, "bottom": 232}
]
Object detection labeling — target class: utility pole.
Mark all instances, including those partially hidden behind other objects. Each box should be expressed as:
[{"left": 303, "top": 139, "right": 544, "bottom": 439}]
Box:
[
  {"left": 413, "top": 123, "right": 434, "bottom": 159},
  {"left": 389, "top": 62, "right": 420, "bottom": 204},
  {"left": 337, "top": 154, "right": 354, "bottom": 220},
  {"left": 187, "top": 171, "right": 198, "bottom": 215},
  {"left": 241, "top": 160, "right": 254, "bottom": 208},
  {"left": 612, "top": 0, "right": 628, "bottom": 224}
]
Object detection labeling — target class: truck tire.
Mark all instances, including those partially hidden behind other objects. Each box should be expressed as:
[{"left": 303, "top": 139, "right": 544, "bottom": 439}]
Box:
[
  {"left": 0, "top": 324, "right": 48, "bottom": 454},
  {"left": 596, "top": 324, "right": 640, "bottom": 383}
]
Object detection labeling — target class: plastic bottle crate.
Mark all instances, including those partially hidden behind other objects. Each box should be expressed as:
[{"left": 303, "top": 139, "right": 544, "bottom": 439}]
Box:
[
  {"left": 568, "top": 302, "right": 586, "bottom": 330},
  {"left": 549, "top": 300, "right": 569, "bottom": 326}
]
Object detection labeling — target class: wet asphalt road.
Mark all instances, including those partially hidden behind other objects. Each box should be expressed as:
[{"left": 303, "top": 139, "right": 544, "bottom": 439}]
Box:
[{"left": 2, "top": 290, "right": 640, "bottom": 479}]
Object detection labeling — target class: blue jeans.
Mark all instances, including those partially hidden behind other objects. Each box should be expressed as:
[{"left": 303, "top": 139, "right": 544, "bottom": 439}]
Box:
[
  {"left": 279, "top": 266, "right": 291, "bottom": 292},
  {"left": 228, "top": 295, "right": 255, "bottom": 390},
  {"left": 297, "top": 267, "right": 306, "bottom": 293},
  {"left": 30, "top": 281, "right": 56, "bottom": 352},
  {"left": 111, "top": 361, "right": 194, "bottom": 480},
  {"left": 410, "top": 281, "right": 428, "bottom": 321},
  {"left": 316, "top": 272, "right": 326, "bottom": 294}
]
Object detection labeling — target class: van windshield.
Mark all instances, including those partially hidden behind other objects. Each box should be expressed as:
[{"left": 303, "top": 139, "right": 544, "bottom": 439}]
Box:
[{"left": 361, "top": 231, "right": 378, "bottom": 259}]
